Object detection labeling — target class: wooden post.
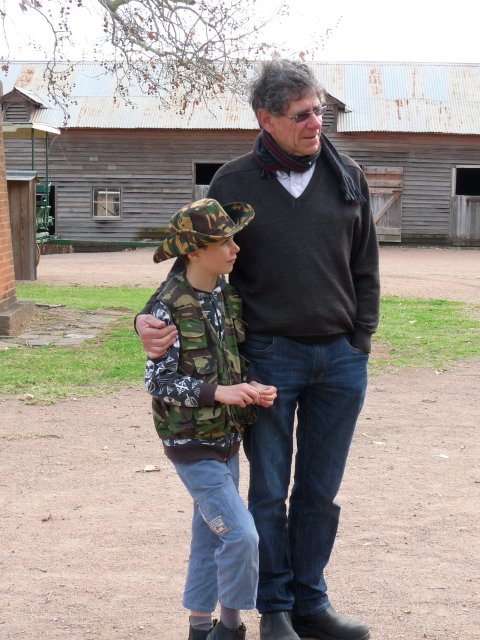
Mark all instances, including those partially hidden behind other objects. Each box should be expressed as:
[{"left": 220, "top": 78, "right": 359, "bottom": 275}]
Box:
[
  {"left": 0, "top": 82, "right": 35, "bottom": 336},
  {"left": 7, "top": 177, "right": 37, "bottom": 280}
]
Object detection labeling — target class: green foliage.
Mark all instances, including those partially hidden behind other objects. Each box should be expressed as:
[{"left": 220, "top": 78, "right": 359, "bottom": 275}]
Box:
[{"left": 1, "top": 286, "right": 479, "bottom": 403}]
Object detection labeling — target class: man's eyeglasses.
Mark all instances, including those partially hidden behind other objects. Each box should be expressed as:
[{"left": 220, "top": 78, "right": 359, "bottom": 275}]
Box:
[{"left": 280, "top": 105, "right": 328, "bottom": 124}]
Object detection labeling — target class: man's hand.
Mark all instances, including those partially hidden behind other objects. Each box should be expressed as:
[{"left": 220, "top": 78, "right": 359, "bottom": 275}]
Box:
[
  {"left": 250, "top": 381, "right": 277, "bottom": 408},
  {"left": 136, "top": 314, "right": 178, "bottom": 359}
]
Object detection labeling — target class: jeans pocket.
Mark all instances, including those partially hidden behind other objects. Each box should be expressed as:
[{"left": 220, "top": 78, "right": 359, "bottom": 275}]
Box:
[
  {"left": 342, "top": 336, "right": 369, "bottom": 356},
  {"left": 242, "top": 333, "right": 275, "bottom": 355}
]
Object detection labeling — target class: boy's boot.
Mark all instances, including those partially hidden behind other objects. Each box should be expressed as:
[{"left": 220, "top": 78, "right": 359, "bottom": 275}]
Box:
[
  {"left": 188, "top": 625, "right": 211, "bottom": 640},
  {"left": 206, "top": 619, "right": 246, "bottom": 639}
]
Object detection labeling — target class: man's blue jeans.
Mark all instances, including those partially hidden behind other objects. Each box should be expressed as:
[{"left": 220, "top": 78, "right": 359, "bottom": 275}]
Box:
[
  {"left": 172, "top": 455, "right": 259, "bottom": 613},
  {"left": 241, "top": 334, "right": 369, "bottom": 616}
]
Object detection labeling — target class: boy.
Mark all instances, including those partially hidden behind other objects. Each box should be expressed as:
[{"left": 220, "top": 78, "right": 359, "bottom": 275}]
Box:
[{"left": 145, "top": 198, "right": 277, "bottom": 640}]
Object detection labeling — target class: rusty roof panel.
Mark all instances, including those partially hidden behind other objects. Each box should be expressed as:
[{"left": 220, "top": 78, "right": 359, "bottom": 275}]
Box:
[
  {"left": 309, "top": 62, "right": 480, "bottom": 134},
  {"left": 2, "top": 61, "right": 480, "bottom": 134}
]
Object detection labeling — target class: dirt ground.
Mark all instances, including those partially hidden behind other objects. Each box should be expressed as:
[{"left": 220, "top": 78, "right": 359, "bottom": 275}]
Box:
[
  {"left": 1, "top": 246, "right": 479, "bottom": 640},
  {"left": 31, "top": 245, "right": 480, "bottom": 304}
]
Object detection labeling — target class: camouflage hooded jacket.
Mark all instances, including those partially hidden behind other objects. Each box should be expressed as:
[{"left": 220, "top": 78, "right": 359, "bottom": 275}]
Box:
[{"left": 149, "top": 273, "right": 255, "bottom": 442}]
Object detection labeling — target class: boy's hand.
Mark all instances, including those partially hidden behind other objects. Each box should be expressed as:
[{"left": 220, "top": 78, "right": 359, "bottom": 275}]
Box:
[
  {"left": 250, "top": 381, "right": 277, "bottom": 408},
  {"left": 136, "top": 314, "right": 178, "bottom": 359},
  {"left": 214, "top": 383, "right": 261, "bottom": 407}
]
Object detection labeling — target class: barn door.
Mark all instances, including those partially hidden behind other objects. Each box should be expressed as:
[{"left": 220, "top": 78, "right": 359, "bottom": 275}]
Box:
[
  {"left": 450, "top": 196, "right": 480, "bottom": 244},
  {"left": 193, "top": 184, "right": 210, "bottom": 199},
  {"left": 363, "top": 166, "right": 403, "bottom": 242}
]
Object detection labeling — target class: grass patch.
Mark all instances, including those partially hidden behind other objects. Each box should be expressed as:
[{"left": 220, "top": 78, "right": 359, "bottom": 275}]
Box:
[
  {"left": 1, "top": 286, "right": 479, "bottom": 402},
  {"left": 2, "top": 284, "right": 156, "bottom": 402},
  {"left": 0, "top": 319, "right": 145, "bottom": 402},
  {"left": 16, "top": 283, "right": 155, "bottom": 311},
  {"left": 373, "top": 297, "right": 480, "bottom": 368}
]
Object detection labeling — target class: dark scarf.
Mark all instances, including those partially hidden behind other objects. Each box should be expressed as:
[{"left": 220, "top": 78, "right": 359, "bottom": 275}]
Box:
[{"left": 253, "top": 129, "right": 366, "bottom": 206}]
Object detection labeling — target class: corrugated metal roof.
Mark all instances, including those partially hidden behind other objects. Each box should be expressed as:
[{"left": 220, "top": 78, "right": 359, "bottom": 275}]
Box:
[
  {"left": 2, "top": 61, "right": 480, "bottom": 134},
  {"left": 6, "top": 169, "right": 37, "bottom": 181},
  {"left": 309, "top": 62, "right": 480, "bottom": 134},
  {"left": 0, "top": 62, "right": 257, "bottom": 129}
]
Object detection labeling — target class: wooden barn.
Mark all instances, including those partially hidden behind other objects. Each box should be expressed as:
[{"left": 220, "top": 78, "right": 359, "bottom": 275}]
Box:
[{"left": 1, "top": 61, "right": 480, "bottom": 246}]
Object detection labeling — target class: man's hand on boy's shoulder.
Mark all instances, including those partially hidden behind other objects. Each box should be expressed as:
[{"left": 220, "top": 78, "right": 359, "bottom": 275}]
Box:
[{"left": 136, "top": 314, "right": 178, "bottom": 359}]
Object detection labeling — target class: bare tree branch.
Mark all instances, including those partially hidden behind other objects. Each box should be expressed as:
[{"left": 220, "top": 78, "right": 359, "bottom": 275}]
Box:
[{"left": 0, "top": 0, "right": 332, "bottom": 112}]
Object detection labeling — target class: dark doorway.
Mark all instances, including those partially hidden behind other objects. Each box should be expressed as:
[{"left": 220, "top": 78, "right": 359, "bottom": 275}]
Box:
[
  {"left": 195, "top": 163, "right": 223, "bottom": 186},
  {"left": 455, "top": 168, "right": 480, "bottom": 196}
]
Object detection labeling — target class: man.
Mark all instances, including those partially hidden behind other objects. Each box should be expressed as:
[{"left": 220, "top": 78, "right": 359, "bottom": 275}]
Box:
[{"left": 136, "top": 60, "right": 380, "bottom": 640}]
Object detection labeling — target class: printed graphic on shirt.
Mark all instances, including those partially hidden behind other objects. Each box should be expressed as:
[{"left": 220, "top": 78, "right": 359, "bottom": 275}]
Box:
[{"left": 145, "top": 301, "right": 201, "bottom": 406}]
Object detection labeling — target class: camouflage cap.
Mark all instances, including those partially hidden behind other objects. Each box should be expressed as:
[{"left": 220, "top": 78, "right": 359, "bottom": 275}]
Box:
[{"left": 153, "top": 198, "right": 255, "bottom": 263}]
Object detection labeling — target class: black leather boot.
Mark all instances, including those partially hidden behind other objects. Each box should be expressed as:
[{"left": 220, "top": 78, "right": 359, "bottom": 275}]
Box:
[
  {"left": 292, "top": 607, "right": 370, "bottom": 640},
  {"left": 260, "top": 612, "right": 301, "bottom": 640}
]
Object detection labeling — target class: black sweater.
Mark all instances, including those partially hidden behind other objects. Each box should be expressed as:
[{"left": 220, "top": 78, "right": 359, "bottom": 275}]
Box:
[{"left": 142, "top": 149, "right": 380, "bottom": 353}]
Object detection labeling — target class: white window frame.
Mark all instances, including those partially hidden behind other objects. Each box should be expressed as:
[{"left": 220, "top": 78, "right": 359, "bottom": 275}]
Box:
[{"left": 92, "top": 187, "right": 121, "bottom": 220}]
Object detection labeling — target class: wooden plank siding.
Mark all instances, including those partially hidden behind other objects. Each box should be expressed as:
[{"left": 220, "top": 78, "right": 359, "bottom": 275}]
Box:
[
  {"left": 3, "top": 129, "right": 480, "bottom": 244},
  {"left": 4, "top": 130, "right": 255, "bottom": 242},
  {"left": 450, "top": 196, "right": 480, "bottom": 244},
  {"left": 4, "top": 130, "right": 256, "bottom": 242},
  {"left": 332, "top": 133, "right": 480, "bottom": 243}
]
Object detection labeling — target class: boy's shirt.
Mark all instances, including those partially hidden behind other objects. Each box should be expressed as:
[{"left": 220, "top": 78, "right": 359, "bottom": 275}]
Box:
[
  {"left": 145, "top": 276, "right": 252, "bottom": 461},
  {"left": 145, "top": 283, "right": 224, "bottom": 407},
  {"left": 145, "top": 281, "right": 243, "bottom": 457}
]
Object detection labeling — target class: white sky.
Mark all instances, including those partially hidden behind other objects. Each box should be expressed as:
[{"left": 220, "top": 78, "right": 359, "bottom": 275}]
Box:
[
  {"left": 259, "top": 0, "right": 480, "bottom": 64},
  {"left": 1, "top": 0, "right": 479, "bottom": 64}
]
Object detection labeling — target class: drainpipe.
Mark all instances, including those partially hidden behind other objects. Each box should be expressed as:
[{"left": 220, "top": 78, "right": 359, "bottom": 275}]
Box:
[
  {"left": 31, "top": 128, "right": 35, "bottom": 170},
  {"left": 45, "top": 132, "right": 49, "bottom": 211}
]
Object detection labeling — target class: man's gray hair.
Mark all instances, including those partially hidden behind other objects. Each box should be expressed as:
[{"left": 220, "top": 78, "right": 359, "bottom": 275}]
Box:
[{"left": 248, "top": 60, "right": 325, "bottom": 115}]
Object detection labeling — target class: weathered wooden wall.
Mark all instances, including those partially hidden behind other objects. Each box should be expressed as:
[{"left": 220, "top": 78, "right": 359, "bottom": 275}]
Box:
[
  {"left": 450, "top": 196, "right": 480, "bottom": 245},
  {"left": 4, "top": 129, "right": 480, "bottom": 245},
  {"left": 332, "top": 132, "right": 480, "bottom": 244},
  {"left": 4, "top": 129, "right": 256, "bottom": 243}
]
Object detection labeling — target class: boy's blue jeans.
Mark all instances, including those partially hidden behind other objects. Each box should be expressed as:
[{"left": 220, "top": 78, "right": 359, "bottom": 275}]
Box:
[
  {"left": 172, "top": 455, "right": 259, "bottom": 613},
  {"left": 241, "top": 334, "right": 369, "bottom": 616}
]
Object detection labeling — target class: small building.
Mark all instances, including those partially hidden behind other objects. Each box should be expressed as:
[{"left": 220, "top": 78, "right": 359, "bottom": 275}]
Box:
[{"left": 1, "top": 61, "right": 480, "bottom": 246}]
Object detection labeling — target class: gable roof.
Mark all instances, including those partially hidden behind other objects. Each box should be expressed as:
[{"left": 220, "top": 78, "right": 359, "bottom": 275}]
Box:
[
  {"left": 1, "top": 61, "right": 480, "bottom": 134},
  {"left": 2, "top": 85, "right": 47, "bottom": 107}
]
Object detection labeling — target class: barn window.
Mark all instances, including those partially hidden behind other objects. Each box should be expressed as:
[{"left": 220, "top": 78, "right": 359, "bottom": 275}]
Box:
[
  {"left": 455, "top": 168, "right": 480, "bottom": 196},
  {"left": 92, "top": 187, "right": 121, "bottom": 219}
]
